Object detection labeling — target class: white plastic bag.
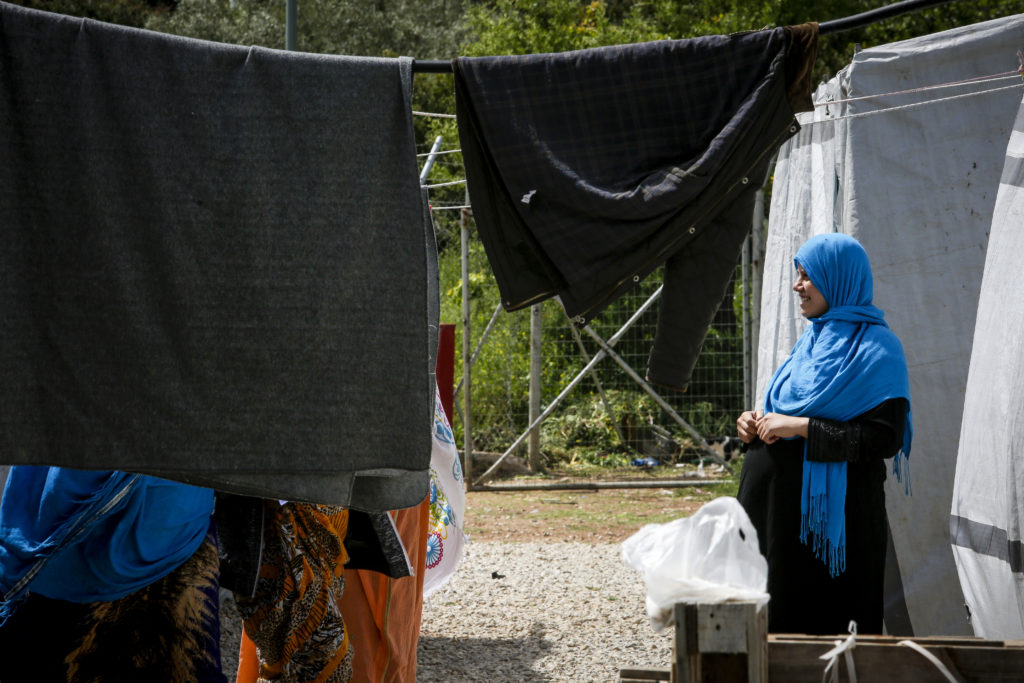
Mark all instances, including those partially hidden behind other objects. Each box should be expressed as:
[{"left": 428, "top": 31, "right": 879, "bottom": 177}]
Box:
[{"left": 621, "top": 496, "right": 769, "bottom": 631}]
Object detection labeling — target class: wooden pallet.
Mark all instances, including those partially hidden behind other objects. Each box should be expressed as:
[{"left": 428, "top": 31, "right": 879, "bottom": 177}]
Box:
[
  {"left": 768, "top": 633, "right": 1024, "bottom": 682},
  {"left": 619, "top": 600, "right": 1024, "bottom": 683}
]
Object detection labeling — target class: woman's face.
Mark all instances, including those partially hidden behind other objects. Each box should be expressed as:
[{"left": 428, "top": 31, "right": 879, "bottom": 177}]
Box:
[{"left": 793, "top": 264, "right": 828, "bottom": 318}]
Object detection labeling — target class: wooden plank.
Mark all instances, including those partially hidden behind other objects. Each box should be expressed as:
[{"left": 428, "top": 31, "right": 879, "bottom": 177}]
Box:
[
  {"left": 698, "top": 602, "right": 752, "bottom": 652},
  {"left": 618, "top": 669, "right": 670, "bottom": 682},
  {"left": 771, "top": 634, "right": 1003, "bottom": 647},
  {"left": 768, "top": 639, "right": 1024, "bottom": 682},
  {"left": 671, "top": 601, "right": 767, "bottom": 683},
  {"left": 747, "top": 602, "right": 768, "bottom": 683},
  {"left": 673, "top": 602, "right": 696, "bottom": 683},
  {"left": 624, "top": 636, "right": 1024, "bottom": 682}
]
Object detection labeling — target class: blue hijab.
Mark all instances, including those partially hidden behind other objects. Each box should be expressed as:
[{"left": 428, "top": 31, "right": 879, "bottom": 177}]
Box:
[
  {"left": 763, "top": 233, "right": 912, "bottom": 576},
  {"left": 0, "top": 467, "right": 214, "bottom": 625}
]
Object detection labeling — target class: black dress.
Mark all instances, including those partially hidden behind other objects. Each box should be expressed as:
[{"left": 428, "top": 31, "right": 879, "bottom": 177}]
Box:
[{"left": 737, "top": 398, "right": 907, "bottom": 635}]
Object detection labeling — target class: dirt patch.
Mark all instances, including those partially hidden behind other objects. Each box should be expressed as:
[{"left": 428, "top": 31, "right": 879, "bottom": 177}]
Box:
[{"left": 462, "top": 484, "right": 731, "bottom": 544}]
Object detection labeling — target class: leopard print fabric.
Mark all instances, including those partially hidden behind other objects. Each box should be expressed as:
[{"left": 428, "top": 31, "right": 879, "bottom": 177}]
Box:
[{"left": 236, "top": 503, "right": 352, "bottom": 683}]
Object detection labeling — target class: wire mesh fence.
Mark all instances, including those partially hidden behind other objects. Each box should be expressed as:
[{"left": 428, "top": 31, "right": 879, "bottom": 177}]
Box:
[{"left": 439, "top": 216, "right": 748, "bottom": 481}]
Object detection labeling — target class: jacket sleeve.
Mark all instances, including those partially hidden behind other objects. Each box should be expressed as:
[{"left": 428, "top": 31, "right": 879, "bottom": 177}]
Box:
[{"left": 805, "top": 398, "right": 907, "bottom": 463}]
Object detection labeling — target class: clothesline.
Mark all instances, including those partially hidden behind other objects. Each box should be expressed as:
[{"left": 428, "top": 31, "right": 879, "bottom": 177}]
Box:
[
  {"left": 413, "top": 110, "right": 456, "bottom": 119},
  {"left": 805, "top": 81, "right": 1023, "bottom": 125},
  {"left": 422, "top": 90, "right": 1022, "bottom": 197},
  {"left": 416, "top": 148, "right": 462, "bottom": 158},
  {"left": 409, "top": 81, "right": 1024, "bottom": 141},
  {"left": 418, "top": 83, "right": 1023, "bottom": 186},
  {"left": 429, "top": 204, "right": 472, "bottom": 211},
  {"left": 814, "top": 70, "right": 1022, "bottom": 107},
  {"left": 422, "top": 179, "right": 465, "bottom": 189}
]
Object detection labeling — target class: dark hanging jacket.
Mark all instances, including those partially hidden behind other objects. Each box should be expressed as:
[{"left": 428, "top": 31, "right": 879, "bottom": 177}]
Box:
[
  {"left": 453, "top": 24, "right": 817, "bottom": 389},
  {"left": 0, "top": 2, "right": 438, "bottom": 510}
]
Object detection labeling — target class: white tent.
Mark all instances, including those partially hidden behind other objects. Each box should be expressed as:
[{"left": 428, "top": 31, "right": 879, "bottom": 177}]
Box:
[
  {"left": 758, "top": 14, "right": 1024, "bottom": 636},
  {"left": 950, "top": 92, "right": 1024, "bottom": 639}
]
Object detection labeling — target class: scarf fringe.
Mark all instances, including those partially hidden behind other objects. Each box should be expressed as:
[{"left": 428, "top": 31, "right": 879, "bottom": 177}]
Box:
[
  {"left": 800, "top": 494, "right": 846, "bottom": 578},
  {"left": 892, "top": 451, "right": 912, "bottom": 495}
]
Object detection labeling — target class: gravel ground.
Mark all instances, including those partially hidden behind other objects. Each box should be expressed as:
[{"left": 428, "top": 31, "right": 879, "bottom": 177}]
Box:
[
  {"left": 219, "top": 540, "right": 672, "bottom": 682},
  {"left": 417, "top": 541, "right": 671, "bottom": 682}
]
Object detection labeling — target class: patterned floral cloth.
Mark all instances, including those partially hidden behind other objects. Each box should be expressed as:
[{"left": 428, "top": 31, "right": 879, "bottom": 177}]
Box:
[
  {"left": 235, "top": 504, "right": 352, "bottom": 683},
  {"left": 423, "top": 388, "right": 466, "bottom": 599}
]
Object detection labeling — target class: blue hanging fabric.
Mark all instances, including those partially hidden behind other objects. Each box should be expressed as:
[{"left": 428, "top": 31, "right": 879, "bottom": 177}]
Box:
[{"left": 0, "top": 467, "right": 214, "bottom": 625}]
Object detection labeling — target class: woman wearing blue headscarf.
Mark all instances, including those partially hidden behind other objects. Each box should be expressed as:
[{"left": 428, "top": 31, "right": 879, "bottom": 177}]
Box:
[
  {"left": 736, "top": 233, "right": 912, "bottom": 635},
  {"left": 0, "top": 466, "right": 224, "bottom": 681}
]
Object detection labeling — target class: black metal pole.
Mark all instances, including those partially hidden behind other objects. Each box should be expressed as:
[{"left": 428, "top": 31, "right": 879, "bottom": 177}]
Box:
[
  {"left": 819, "top": 0, "right": 959, "bottom": 35},
  {"left": 410, "top": 0, "right": 964, "bottom": 73},
  {"left": 285, "top": 0, "right": 297, "bottom": 51},
  {"left": 411, "top": 59, "right": 453, "bottom": 73}
]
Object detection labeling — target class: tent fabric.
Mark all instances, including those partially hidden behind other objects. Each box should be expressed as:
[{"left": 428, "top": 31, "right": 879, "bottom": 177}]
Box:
[
  {"left": 0, "top": 2, "right": 438, "bottom": 509},
  {"left": 453, "top": 25, "right": 818, "bottom": 390},
  {"left": 950, "top": 92, "right": 1024, "bottom": 639},
  {"left": 758, "top": 13, "right": 1024, "bottom": 636}
]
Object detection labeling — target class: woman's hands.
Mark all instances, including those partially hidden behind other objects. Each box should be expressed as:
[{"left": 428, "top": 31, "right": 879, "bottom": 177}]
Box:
[
  {"left": 736, "top": 410, "right": 761, "bottom": 443},
  {"left": 737, "top": 411, "right": 810, "bottom": 444},
  {"left": 757, "top": 413, "right": 809, "bottom": 444}
]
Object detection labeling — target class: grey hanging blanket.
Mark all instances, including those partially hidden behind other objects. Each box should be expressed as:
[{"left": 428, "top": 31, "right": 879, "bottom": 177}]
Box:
[
  {"left": 454, "top": 25, "right": 817, "bottom": 389},
  {"left": 0, "top": 2, "right": 438, "bottom": 510}
]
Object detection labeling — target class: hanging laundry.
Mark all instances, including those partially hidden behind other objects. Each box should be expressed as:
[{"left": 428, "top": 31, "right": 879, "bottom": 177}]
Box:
[
  {"left": 0, "top": 2, "right": 438, "bottom": 509},
  {"left": 453, "top": 24, "right": 817, "bottom": 389}
]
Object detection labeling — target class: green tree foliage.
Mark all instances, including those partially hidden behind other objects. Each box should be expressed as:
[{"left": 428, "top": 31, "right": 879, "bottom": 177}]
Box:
[
  {"left": 145, "top": 0, "right": 282, "bottom": 47},
  {"left": 145, "top": 0, "right": 471, "bottom": 58},
  {"left": 6, "top": 0, "right": 174, "bottom": 28},
  {"left": 463, "top": 0, "right": 1024, "bottom": 90},
  {"left": 462, "top": 0, "right": 661, "bottom": 56}
]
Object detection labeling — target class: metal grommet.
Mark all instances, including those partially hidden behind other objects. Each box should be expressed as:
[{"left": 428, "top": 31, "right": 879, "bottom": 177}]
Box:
[
  {"left": 632, "top": 275, "right": 640, "bottom": 282},
  {"left": 688, "top": 226, "right": 696, "bottom": 234},
  {"left": 789, "top": 125, "right": 798, "bottom": 133},
  {"left": 741, "top": 177, "right": 749, "bottom": 184}
]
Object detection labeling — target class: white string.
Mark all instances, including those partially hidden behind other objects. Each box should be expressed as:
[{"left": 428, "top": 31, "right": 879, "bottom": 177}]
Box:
[
  {"left": 814, "top": 71, "right": 1021, "bottom": 108},
  {"left": 430, "top": 204, "right": 472, "bottom": 211},
  {"left": 422, "top": 179, "right": 466, "bottom": 189},
  {"left": 818, "top": 621, "right": 858, "bottom": 683},
  {"left": 416, "top": 148, "right": 462, "bottom": 158},
  {"left": 897, "top": 640, "right": 960, "bottom": 682},
  {"left": 804, "top": 82, "right": 1023, "bottom": 126},
  {"left": 413, "top": 110, "right": 457, "bottom": 119}
]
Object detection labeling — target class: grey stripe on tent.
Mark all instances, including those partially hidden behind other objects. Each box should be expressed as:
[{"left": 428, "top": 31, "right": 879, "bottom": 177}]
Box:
[
  {"left": 1000, "top": 154, "right": 1024, "bottom": 188},
  {"left": 950, "top": 514, "right": 1024, "bottom": 573}
]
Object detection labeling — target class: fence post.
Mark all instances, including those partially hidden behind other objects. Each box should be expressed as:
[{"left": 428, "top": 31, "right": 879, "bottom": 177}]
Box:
[
  {"left": 742, "top": 233, "right": 752, "bottom": 411},
  {"left": 285, "top": 0, "right": 297, "bottom": 51},
  {"left": 529, "top": 303, "right": 543, "bottom": 472},
  {"left": 751, "top": 188, "right": 765, "bottom": 407},
  {"left": 460, "top": 194, "right": 473, "bottom": 486}
]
